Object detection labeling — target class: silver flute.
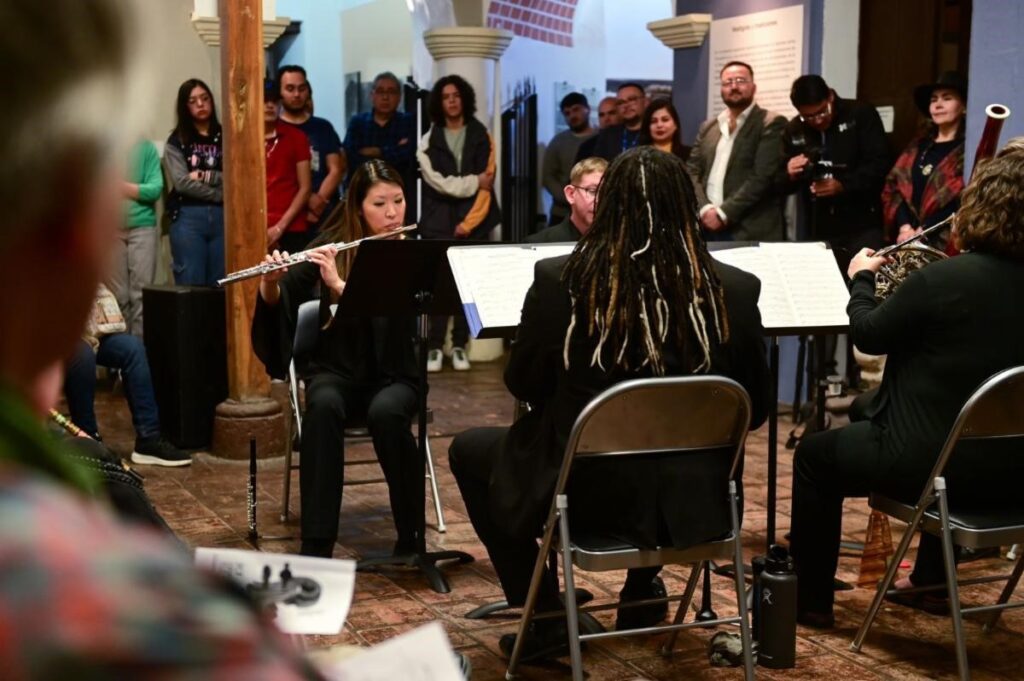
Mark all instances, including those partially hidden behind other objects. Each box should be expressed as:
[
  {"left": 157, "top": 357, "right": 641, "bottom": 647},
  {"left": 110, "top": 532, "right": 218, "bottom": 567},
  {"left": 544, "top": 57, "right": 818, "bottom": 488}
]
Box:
[{"left": 217, "top": 224, "right": 417, "bottom": 286}]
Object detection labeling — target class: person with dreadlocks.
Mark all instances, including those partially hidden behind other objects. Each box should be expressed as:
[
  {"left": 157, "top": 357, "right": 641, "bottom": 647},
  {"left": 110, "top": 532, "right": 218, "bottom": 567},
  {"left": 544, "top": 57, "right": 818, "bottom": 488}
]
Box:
[{"left": 449, "top": 146, "right": 771, "bottom": 663}]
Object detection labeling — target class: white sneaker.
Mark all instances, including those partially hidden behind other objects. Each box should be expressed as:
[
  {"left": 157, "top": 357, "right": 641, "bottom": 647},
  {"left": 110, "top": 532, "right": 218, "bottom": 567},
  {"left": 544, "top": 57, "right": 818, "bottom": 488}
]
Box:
[
  {"left": 427, "top": 349, "right": 443, "bottom": 373},
  {"left": 451, "top": 347, "right": 471, "bottom": 371}
]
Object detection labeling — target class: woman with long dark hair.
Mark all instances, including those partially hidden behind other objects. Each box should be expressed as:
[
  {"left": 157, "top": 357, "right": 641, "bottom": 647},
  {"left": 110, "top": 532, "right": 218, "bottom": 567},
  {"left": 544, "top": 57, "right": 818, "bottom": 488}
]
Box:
[
  {"left": 252, "top": 160, "right": 421, "bottom": 558},
  {"left": 881, "top": 72, "right": 968, "bottom": 249},
  {"left": 639, "top": 98, "right": 691, "bottom": 161},
  {"left": 449, "top": 146, "right": 770, "bottom": 661},
  {"left": 163, "top": 78, "right": 225, "bottom": 285}
]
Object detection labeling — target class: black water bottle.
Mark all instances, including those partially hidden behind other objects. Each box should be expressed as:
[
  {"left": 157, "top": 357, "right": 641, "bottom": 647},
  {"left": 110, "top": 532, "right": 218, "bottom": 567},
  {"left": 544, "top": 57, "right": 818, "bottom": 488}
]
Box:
[
  {"left": 757, "top": 544, "right": 797, "bottom": 669},
  {"left": 750, "top": 555, "right": 767, "bottom": 642}
]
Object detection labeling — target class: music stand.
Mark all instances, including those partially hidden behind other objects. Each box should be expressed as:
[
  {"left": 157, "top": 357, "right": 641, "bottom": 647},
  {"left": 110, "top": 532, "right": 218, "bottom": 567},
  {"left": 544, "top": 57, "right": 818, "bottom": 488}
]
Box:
[{"left": 334, "top": 238, "right": 474, "bottom": 594}]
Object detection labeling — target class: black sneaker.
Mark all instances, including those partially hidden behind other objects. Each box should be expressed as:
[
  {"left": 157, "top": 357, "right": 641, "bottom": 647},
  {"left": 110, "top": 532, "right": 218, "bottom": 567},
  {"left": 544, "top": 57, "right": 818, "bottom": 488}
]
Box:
[{"left": 131, "top": 437, "right": 191, "bottom": 467}]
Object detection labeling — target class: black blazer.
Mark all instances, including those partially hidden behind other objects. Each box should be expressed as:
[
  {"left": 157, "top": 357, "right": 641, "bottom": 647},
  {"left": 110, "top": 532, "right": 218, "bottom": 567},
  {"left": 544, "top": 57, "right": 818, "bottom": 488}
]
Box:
[
  {"left": 525, "top": 216, "right": 582, "bottom": 243},
  {"left": 489, "top": 255, "right": 771, "bottom": 544},
  {"left": 849, "top": 253, "right": 1024, "bottom": 496}
]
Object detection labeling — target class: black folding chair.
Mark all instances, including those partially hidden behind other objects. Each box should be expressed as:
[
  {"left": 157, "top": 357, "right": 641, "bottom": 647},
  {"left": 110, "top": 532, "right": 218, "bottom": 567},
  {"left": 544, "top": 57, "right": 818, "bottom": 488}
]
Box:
[
  {"left": 506, "top": 376, "right": 755, "bottom": 681},
  {"left": 850, "top": 365, "right": 1024, "bottom": 681},
  {"left": 280, "top": 300, "right": 446, "bottom": 532}
]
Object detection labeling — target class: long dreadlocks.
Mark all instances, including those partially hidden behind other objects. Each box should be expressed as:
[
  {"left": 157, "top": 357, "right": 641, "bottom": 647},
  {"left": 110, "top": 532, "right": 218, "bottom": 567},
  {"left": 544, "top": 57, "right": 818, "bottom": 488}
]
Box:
[{"left": 561, "top": 146, "right": 730, "bottom": 375}]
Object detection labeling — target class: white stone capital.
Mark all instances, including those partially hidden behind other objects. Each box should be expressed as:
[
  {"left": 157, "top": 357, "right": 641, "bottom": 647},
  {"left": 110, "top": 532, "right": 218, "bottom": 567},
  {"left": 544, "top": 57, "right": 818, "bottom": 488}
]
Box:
[
  {"left": 423, "top": 27, "right": 513, "bottom": 61},
  {"left": 190, "top": 14, "right": 291, "bottom": 48},
  {"left": 646, "top": 13, "right": 712, "bottom": 50}
]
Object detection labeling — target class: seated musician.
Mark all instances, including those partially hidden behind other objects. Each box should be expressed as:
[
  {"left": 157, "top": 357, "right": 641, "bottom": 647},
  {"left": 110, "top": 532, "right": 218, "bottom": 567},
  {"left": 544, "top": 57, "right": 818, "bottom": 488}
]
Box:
[
  {"left": 449, "top": 146, "right": 771, "bottom": 662},
  {"left": 790, "top": 150, "right": 1024, "bottom": 627},
  {"left": 252, "top": 159, "right": 421, "bottom": 559},
  {"left": 525, "top": 157, "right": 606, "bottom": 243}
]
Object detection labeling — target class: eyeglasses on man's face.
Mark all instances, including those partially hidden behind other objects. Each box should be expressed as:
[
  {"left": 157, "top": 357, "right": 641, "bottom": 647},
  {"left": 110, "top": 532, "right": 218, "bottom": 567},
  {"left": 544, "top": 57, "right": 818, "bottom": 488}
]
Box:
[
  {"left": 572, "top": 185, "right": 599, "bottom": 198},
  {"left": 617, "top": 94, "right": 644, "bottom": 106},
  {"left": 721, "top": 77, "right": 750, "bottom": 88},
  {"left": 799, "top": 102, "right": 832, "bottom": 123}
]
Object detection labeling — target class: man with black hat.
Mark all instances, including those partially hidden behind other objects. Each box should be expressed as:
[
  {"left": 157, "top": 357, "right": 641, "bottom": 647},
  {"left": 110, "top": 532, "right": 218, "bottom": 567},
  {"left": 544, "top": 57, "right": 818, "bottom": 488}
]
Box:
[
  {"left": 781, "top": 75, "right": 890, "bottom": 275},
  {"left": 542, "top": 92, "right": 595, "bottom": 224},
  {"left": 882, "top": 71, "right": 968, "bottom": 250}
]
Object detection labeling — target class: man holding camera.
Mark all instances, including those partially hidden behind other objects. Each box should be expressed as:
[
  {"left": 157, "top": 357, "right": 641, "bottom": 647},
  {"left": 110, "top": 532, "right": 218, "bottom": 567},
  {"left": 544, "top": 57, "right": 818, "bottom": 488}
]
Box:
[{"left": 782, "top": 75, "right": 890, "bottom": 275}]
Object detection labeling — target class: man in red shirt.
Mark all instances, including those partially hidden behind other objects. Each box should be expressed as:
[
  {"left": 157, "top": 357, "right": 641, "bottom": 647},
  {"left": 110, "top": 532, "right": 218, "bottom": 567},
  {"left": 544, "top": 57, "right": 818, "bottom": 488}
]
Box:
[{"left": 264, "top": 83, "right": 312, "bottom": 253}]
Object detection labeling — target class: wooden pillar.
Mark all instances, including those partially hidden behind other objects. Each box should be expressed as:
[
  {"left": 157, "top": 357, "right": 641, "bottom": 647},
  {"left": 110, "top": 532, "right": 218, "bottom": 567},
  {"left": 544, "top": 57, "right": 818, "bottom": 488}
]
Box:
[{"left": 212, "top": 0, "right": 286, "bottom": 459}]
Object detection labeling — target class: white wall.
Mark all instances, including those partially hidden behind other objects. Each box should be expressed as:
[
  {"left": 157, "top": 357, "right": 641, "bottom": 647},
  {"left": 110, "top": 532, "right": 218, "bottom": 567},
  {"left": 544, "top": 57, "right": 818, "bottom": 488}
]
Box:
[
  {"left": 603, "top": 0, "right": 674, "bottom": 81},
  {"left": 821, "top": 0, "right": 859, "bottom": 98}
]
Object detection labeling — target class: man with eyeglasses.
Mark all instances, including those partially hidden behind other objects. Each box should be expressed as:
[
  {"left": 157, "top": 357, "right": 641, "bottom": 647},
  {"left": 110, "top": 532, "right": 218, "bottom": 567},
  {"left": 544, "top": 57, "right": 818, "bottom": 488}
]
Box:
[
  {"left": 528, "top": 157, "right": 607, "bottom": 243},
  {"left": 277, "top": 65, "right": 344, "bottom": 238},
  {"left": 687, "top": 61, "right": 788, "bottom": 242},
  {"left": 341, "top": 71, "right": 416, "bottom": 189},
  {"left": 781, "top": 74, "right": 889, "bottom": 274},
  {"left": 576, "top": 82, "right": 648, "bottom": 163},
  {"left": 541, "top": 93, "right": 595, "bottom": 225}
]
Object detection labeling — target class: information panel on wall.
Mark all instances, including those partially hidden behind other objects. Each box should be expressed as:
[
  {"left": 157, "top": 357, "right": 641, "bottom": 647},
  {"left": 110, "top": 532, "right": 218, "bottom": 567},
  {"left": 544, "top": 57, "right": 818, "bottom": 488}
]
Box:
[{"left": 706, "top": 5, "right": 804, "bottom": 120}]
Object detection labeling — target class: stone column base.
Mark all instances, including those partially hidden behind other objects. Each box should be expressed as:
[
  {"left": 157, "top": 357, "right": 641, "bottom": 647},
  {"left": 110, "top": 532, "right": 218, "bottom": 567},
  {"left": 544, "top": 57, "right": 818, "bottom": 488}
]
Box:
[{"left": 211, "top": 396, "right": 286, "bottom": 460}]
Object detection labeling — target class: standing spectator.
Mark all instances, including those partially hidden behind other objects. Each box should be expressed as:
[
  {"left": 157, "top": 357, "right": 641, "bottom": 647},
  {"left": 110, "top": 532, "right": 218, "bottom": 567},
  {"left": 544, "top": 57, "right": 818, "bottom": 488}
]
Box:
[
  {"left": 597, "top": 96, "right": 621, "bottom": 129},
  {"left": 342, "top": 72, "right": 416, "bottom": 189},
  {"left": 111, "top": 139, "right": 162, "bottom": 336},
  {"left": 688, "top": 61, "right": 787, "bottom": 242},
  {"left": 882, "top": 72, "right": 967, "bottom": 250},
  {"left": 541, "top": 92, "right": 595, "bottom": 225},
  {"left": 782, "top": 75, "right": 890, "bottom": 274},
  {"left": 277, "top": 65, "right": 344, "bottom": 238},
  {"left": 164, "top": 78, "right": 225, "bottom": 286},
  {"left": 264, "top": 83, "right": 312, "bottom": 253},
  {"left": 417, "top": 74, "right": 499, "bottom": 373},
  {"left": 639, "top": 98, "right": 690, "bottom": 161},
  {"left": 576, "top": 82, "right": 648, "bottom": 163},
  {"left": 527, "top": 157, "right": 606, "bottom": 243}
]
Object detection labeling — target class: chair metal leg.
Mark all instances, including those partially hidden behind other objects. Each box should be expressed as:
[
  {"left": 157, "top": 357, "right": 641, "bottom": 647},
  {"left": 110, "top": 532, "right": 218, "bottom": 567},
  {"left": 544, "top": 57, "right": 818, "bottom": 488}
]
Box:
[
  {"left": 282, "top": 367, "right": 302, "bottom": 522},
  {"left": 660, "top": 562, "right": 702, "bottom": 656},
  {"left": 935, "top": 478, "right": 970, "bottom": 681},
  {"left": 556, "top": 495, "right": 584, "bottom": 681},
  {"left": 851, "top": 500, "right": 926, "bottom": 651},
  {"left": 984, "top": 552, "right": 1024, "bottom": 632},
  {"left": 506, "top": 511, "right": 561, "bottom": 679},
  {"left": 424, "top": 435, "right": 446, "bottom": 533},
  {"left": 728, "top": 481, "right": 755, "bottom": 681}
]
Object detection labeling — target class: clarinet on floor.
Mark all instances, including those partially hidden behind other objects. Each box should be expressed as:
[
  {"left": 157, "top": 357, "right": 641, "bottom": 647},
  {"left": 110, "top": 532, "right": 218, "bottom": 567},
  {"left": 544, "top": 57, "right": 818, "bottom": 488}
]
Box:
[{"left": 247, "top": 438, "right": 258, "bottom": 546}]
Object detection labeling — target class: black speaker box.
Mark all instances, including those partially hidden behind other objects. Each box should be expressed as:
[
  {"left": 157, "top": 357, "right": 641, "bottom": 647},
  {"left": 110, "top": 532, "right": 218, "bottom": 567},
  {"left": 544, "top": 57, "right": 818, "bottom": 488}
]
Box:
[{"left": 142, "top": 286, "right": 228, "bottom": 449}]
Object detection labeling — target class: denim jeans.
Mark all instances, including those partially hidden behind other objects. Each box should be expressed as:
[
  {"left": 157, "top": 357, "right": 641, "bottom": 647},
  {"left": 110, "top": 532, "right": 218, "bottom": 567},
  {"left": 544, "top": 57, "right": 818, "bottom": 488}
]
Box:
[
  {"left": 170, "top": 204, "right": 225, "bottom": 286},
  {"left": 64, "top": 336, "right": 161, "bottom": 440}
]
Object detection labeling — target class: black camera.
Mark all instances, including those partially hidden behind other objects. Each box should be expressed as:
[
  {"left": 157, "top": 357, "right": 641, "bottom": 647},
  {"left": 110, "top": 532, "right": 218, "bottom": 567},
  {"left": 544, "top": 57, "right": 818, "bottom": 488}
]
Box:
[{"left": 799, "top": 149, "right": 847, "bottom": 183}]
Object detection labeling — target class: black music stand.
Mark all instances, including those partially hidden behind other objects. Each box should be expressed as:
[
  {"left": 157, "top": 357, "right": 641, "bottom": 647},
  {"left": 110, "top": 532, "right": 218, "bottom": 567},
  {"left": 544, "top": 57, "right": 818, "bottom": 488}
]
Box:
[{"left": 334, "top": 238, "right": 474, "bottom": 594}]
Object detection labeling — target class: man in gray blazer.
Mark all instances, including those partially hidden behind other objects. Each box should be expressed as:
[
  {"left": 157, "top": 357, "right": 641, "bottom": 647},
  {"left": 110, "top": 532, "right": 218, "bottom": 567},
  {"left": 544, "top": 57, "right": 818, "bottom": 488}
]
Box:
[{"left": 687, "top": 61, "right": 787, "bottom": 241}]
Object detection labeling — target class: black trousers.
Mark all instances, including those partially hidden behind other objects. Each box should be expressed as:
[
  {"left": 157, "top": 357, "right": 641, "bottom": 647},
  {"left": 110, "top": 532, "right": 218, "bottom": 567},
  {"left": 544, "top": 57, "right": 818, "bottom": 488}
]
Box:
[
  {"left": 428, "top": 314, "right": 469, "bottom": 352},
  {"left": 450, "top": 427, "right": 659, "bottom": 611},
  {"left": 790, "top": 422, "right": 946, "bottom": 615},
  {"left": 301, "top": 373, "right": 422, "bottom": 548}
]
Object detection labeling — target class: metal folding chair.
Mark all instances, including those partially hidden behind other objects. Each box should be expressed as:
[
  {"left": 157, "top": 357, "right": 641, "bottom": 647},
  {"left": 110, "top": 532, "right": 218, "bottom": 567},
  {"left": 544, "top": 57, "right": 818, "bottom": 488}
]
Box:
[
  {"left": 850, "top": 366, "right": 1024, "bottom": 681},
  {"left": 280, "top": 300, "right": 447, "bottom": 533},
  {"left": 506, "top": 376, "right": 755, "bottom": 681}
]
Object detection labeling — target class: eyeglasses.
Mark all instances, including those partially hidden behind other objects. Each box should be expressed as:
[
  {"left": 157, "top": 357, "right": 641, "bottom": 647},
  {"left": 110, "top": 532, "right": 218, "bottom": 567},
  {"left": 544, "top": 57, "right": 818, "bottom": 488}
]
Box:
[
  {"left": 617, "top": 95, "right": 644, "bottom": 106},
  {"left": 375, "top": 88, "right": 400, "bottom": 96},
  {"left": 721, "top": 77, "right": 750, "bottom": 87},
  {"left": 572, "top": 185, "right": 599, "bottom": 198},
  {"left": 799, "top": 102, "right": 832, "bottom": 123}
]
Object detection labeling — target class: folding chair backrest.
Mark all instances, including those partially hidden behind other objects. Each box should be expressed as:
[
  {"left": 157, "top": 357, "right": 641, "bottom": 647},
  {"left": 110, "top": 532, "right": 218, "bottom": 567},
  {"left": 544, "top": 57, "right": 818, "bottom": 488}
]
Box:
[
  {"left": 928, "top": 365, "right": 1024, "bottom": 484},
  {"left": 292, "top": 300, "right": 321, "bottom": 371},
  {"left": 569, "top": 376, "right": 752, "bottom": 459}
]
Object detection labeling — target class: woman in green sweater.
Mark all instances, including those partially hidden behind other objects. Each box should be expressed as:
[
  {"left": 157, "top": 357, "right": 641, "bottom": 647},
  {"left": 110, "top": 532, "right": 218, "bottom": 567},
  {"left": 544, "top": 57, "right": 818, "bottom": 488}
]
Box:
[{"left": 114, "top": 139, "right": 163, "bottom": 337}]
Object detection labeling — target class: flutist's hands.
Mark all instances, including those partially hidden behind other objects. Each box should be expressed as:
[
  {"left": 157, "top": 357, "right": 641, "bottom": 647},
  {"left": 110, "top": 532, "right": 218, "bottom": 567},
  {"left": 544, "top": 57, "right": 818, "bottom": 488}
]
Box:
[
  {"left": 258, "top": 250, "right": 290, "bottom": 306},
  {"left": 848, "top": 247, "right": 889, "bottom": 279},
  {"left": 306, "top": 246, "right": 346, "bottom": 297}
]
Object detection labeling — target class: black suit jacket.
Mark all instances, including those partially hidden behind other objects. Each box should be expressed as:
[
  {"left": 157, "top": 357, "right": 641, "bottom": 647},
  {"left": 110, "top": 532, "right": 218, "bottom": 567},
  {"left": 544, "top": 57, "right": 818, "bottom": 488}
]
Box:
[
  {"left": 490, "top": 255, "right": 771, "bottom": 544},
  {"left": 525, "top": 216, "right": 582, "bottom": 243},
  {"left": 848, "top": 253, "right": 1024, "bottom": 497}
]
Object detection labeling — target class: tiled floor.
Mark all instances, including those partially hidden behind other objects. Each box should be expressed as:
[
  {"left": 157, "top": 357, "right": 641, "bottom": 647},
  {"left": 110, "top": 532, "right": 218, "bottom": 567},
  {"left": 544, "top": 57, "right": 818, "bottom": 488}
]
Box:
[{"left": 84, "top": 361, "right": 1024, "bottom": 680}]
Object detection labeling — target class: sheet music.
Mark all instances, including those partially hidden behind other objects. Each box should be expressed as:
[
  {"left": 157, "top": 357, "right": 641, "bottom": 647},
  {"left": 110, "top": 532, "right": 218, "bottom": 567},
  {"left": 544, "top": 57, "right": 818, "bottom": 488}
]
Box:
[
  {"left": 195, "top": 547, "right": 356, "bottom": 635},
  {"left": 322, "top": 622, "right": 462, "bottom": 681},
  {"left": 447, "top": 244, "right": 575, "bottom": 337},
  {"left": 712, "top": 242, "right": 849, "bottom": 331}
]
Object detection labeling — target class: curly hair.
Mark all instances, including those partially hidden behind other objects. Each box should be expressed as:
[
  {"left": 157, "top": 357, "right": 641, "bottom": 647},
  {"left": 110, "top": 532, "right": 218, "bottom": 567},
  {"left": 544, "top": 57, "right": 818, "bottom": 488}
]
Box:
[
  {"left": 428, "top": 74, "right": 476, "bottom": 126},
  {"left": 956, "top": 151, "right": 1024, "bottom": 261},
  {"left": 561, "top": 146, "right": 729, "bottom": 375}
]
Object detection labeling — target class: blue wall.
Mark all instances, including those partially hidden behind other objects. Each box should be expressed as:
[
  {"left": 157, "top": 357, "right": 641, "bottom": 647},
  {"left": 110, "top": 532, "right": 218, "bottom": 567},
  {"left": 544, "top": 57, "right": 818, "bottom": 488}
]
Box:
[
  {"left": 673, "top": 0, "right": 823, "bottom": 143},
  {"left": 965, "top": 0, "right": 1024, "bottom": 171}
]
